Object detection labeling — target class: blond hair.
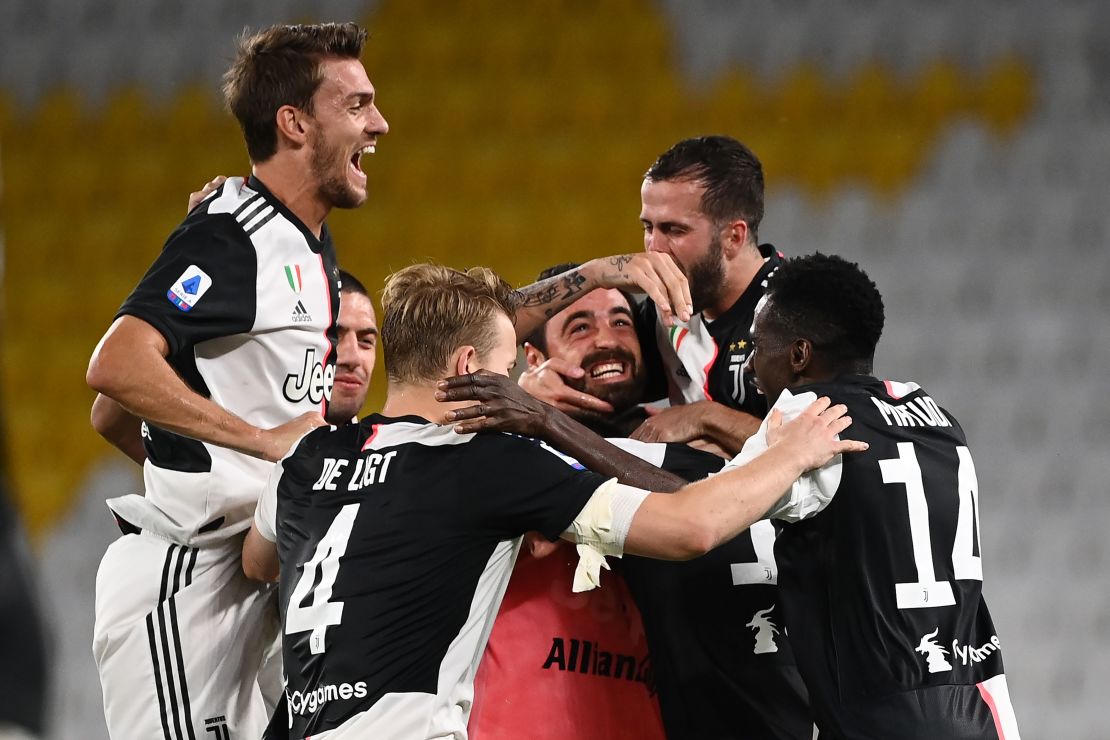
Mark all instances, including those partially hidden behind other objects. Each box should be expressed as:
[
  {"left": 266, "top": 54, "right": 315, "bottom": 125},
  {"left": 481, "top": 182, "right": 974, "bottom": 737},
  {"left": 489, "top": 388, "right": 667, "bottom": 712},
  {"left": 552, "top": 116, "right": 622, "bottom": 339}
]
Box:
[{"left": 381, "top": 264, "right": 519, "bottom": 384}]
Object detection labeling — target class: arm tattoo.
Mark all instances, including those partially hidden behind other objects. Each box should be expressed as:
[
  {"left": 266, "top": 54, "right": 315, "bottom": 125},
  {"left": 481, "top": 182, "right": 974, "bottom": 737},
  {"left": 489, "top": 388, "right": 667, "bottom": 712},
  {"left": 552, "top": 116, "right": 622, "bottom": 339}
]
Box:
[{"left": 516, "top": 269, "right": 587, "bottom": 316}]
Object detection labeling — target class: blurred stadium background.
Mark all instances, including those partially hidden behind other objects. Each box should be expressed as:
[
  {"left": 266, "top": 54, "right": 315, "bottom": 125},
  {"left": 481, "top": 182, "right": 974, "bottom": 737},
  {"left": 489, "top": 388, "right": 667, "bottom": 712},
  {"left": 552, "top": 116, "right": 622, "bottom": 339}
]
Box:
[{"left": 1, "top": 0, "right": 1107, "bottom": 737}]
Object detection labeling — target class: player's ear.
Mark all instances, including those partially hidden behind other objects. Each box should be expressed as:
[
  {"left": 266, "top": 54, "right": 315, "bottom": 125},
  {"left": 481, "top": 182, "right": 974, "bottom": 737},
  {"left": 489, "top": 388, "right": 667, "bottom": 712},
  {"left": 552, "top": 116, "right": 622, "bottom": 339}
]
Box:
[
  {"left": 452, "top": 346, "right": 479, "bottom": 376},
  {"left": 790, "top": 339, "right": 812, "bottom": 373},
  {"left": 275, "top": 104, "right": 310, "bottom": 148},
  {"left": 523, "top": 342, "right": 546, "bottom": 369},
  {"left": 720, "top": 218, "right": 749, "bottom": 257}
]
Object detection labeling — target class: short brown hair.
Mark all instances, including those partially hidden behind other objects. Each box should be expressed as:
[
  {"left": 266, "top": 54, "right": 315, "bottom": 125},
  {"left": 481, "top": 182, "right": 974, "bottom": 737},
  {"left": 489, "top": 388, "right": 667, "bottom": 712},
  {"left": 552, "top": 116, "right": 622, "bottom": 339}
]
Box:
[
  {"left": 222, "top": 22, "right": 367, "bottom": 163},
  {"left": 381, "top": 264, "right": 520, "bottom": 384}
]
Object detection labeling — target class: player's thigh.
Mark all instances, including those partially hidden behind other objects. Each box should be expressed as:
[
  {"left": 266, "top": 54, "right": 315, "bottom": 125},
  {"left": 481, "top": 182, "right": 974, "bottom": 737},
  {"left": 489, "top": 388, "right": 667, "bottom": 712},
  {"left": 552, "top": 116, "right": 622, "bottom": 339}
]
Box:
[{"left": 93, "top": 534, "right": 279, "bottom": 740}]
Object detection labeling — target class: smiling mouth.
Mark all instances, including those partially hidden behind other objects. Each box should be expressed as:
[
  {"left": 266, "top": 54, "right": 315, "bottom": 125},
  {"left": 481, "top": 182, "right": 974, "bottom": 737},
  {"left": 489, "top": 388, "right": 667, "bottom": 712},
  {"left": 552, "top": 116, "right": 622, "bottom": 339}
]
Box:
[{"left": 588, "top": 361, "right": 628, "bottom": 382}]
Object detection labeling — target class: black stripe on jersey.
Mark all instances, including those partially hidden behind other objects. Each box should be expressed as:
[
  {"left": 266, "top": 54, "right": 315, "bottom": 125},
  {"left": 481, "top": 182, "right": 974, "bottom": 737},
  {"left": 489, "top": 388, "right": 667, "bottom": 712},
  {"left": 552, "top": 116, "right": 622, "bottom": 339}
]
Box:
[
  {"left": 231, "top": 193, "right": 264, "bottom": 220},
  {"left": 236, "top": 200, "right": 269, "bottom": 226},
  {"left": 158, "top": 547, "right": 187, "bottom": 739},
  {"left": 245, "top": 207, "right": 279, "bottom": 236},
  {"left": 146, "top": 612, "right": 173, "bottom": 740},
  {"left": 168, "top": 592, "right": 197, "bottom": 740}
]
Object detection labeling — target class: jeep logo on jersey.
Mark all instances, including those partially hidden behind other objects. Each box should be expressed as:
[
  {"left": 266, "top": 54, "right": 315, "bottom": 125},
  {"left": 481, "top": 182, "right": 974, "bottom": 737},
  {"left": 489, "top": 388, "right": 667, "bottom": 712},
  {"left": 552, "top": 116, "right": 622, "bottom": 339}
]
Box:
[{"left": 284, "top": 348, "right": 334, "bottom": 405}]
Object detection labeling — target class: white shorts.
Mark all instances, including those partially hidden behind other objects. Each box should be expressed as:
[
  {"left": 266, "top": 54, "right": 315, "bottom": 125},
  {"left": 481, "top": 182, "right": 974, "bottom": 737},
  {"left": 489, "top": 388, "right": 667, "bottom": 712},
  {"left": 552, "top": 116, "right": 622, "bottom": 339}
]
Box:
[{"left": 93, "top": 531, "right": 280, "bottom": 740}]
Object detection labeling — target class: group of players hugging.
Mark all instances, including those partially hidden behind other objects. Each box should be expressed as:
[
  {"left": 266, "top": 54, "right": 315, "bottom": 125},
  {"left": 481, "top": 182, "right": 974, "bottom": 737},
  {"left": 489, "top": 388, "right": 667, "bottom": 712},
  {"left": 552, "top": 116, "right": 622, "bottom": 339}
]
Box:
[{"left": 85, "top": 22, "right": 1020, "bottom": 740}]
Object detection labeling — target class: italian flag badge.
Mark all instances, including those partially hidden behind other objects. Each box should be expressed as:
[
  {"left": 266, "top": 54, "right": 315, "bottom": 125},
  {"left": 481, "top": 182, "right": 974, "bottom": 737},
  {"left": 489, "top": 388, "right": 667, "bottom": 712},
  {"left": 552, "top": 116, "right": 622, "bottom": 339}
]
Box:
[{"left": 284, "top": 264, "right": 303, "bottom": 294}]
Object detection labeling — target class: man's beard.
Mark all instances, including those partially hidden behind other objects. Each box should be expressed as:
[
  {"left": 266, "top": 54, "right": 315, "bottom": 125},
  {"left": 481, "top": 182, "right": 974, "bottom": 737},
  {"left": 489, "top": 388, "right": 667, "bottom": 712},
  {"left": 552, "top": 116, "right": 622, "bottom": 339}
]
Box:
[
  {"left": 687, "top": 234, "right": 726, "bottom": 315},
  {"left": 564, "top": 347, "right": 647, "bottom": 418},
  {"left": 310, "top": 129, "right": 365, "bottom": 210}
]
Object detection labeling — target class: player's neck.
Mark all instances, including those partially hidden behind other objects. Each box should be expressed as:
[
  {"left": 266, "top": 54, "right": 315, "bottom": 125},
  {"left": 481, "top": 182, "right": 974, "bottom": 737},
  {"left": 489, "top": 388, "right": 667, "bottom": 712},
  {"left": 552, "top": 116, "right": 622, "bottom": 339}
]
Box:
[
  {"left": 252, "top": 159, "right": 328, "bottom": 238},
  {"left": 382, "top": 381, "right": 453, "bottom": 425},
  {"left": 704, "top": 242, "right": 765, "bottom": 320}
]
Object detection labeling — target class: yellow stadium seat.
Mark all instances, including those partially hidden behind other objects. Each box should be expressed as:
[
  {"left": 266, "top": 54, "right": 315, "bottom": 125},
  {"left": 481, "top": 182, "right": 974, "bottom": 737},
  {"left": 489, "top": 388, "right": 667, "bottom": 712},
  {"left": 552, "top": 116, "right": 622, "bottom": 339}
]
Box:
[
  {"left": 909, "top": 61, "right": 973, "bottom": 132},
  {"left": 841, "top": 64, "right": 903, "bottom": 131},
  {"left": 977, "top": 56, "right": 1035, "bottom": 135}
]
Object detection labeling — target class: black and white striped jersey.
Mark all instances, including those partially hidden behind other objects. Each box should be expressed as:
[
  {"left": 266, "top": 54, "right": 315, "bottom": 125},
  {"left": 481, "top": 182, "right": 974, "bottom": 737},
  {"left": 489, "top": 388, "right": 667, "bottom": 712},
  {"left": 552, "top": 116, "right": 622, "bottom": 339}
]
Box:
[
  {"left": 736, "top": 376, "right": 1013, "bottom": 739},
  {"left": 611, "top": 439, "right": 813, "bottom": 740},
  {"left": 107, "top": 175, "right": 340, "bottom": 545},
  {"left": 256, "top": 415, "right": 609, "bottom": 740}
]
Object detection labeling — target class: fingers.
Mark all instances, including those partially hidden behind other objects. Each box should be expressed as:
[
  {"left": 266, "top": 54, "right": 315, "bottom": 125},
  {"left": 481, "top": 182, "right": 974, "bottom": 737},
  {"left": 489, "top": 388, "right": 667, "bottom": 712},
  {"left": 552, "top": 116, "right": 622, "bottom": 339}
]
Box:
[
  {"left": 538, "top": 356, "right": 586, "bottom": 379},
  {"left": 443, "top": 403, "right": 487, "bottom": 422},
  {"left": 836, "top": 439, "right": 870, "bottom": 454},
  {"left": 553, "top": 388, "right": 614, "bottom": 413},
  {"left": 650, "top": 253, "right": 692, "bottom": 323},
  {"left": 803, "top": 396, "right": 833, "bottom": 417},
  {"left": 636, "top": 260, "right": 689, "bottom": 326},
  {"left": 187, "top": 176, "right": 228, "bottom": 213}
]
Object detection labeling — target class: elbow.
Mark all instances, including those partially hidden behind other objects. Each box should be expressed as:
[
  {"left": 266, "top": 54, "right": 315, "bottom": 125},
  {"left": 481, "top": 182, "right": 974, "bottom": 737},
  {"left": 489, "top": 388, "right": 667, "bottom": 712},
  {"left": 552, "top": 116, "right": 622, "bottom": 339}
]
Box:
[
  {"left": 86, "top": 351, "right": 120, "bottom": 397},
  {"left": 665, "top": 510, "right": 719, "bottom": 560},
  {"left": 677, "top": 522, "right": 718, "bottom": 560},
  {"left": 242, "top": 557, "right": 278, "bottom": 583}
]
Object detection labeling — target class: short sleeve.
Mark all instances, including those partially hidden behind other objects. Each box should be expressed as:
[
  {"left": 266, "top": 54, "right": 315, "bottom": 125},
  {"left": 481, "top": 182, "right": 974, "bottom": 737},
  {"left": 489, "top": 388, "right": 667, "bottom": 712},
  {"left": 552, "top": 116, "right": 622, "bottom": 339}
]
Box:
[
  {"left": 255, "top": 461, "right": 281, "bottom": 543},
  {"left": 473, "top": 435, "right": 610, "bottom": 541},
  {"left": 117, "top": 215, "right": 258, "bottom": 357},
  {"left": 720, "top": 390, "right": 843, "bottom": 522}
]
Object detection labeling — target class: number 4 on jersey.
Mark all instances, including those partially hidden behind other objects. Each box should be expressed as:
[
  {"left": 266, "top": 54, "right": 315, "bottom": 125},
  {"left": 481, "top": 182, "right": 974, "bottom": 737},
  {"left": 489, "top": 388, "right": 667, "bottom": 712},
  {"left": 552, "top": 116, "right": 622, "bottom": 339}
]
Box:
[
  {"left": 880, "top": 443, "right": 983, "bottom": 610},
  {"left": 286, "top": 503, "right": 360, "bottom": 653}
]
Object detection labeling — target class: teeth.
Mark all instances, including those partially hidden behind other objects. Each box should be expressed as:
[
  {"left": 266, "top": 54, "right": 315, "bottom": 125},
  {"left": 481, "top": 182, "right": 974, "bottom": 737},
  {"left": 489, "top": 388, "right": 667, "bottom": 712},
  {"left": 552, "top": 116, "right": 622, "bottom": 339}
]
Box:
[
  {"left": 590, "top": 362, "right": 624, "bottom": 379},
  {"left": 361, "top": 144, "right": 375, "bottom": 155}
]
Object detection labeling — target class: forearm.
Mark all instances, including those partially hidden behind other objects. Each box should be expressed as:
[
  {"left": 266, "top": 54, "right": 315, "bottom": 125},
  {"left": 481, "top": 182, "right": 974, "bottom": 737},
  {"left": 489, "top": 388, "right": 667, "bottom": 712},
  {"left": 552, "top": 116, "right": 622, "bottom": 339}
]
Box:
[
  {"left": 540, "top": 407, "right": 686, "bottom": 492},
  {"left": 90, "top": 394, "right": 147, "bottom": 465},
  {"left": 99, "top": 365, "right": 266, "bottom": 459},
  {"left": 701, "top": 405, "right": 763, "bottom": 456},
  {"left": 625, "top": 441, "right": 803, "bottom": 559},
  {"left": 514, "top": 265, "right": 593, "bottom": 340},
  {"left": 88, "top": 328, "right": 271, "bottom": 460}
]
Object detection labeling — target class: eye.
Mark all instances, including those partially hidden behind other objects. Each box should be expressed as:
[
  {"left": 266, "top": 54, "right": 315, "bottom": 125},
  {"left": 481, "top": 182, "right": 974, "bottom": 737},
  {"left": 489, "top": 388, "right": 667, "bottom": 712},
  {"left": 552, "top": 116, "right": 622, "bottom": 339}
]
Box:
[
  {"left": 614, "top": 318, "right": 632, "bottom": 327},
  {"left": 568, "top": 322, "right": 589, "bottom": 335}
]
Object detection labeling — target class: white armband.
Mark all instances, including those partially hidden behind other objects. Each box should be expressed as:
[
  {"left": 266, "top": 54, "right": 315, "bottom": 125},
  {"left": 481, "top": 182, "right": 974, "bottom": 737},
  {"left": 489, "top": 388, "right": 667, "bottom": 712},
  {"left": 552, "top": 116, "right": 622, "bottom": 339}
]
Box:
[{"left": 564, "top": 478, "right": 650, "bottom": 593}]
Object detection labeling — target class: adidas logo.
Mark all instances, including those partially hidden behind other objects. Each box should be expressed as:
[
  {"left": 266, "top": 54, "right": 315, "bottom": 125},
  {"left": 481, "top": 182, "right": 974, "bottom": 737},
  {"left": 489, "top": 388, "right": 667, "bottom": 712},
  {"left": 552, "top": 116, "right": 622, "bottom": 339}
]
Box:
[{"left": 292, "top": 300, "right": 313, "bottom": 323}]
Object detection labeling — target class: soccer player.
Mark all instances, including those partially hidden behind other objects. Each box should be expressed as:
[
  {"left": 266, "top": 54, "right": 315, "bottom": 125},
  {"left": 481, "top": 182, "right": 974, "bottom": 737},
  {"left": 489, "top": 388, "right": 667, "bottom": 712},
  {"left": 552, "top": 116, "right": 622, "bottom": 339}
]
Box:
[
  {"left": 243, "top": 263, "right": 864, "bottom": 739},
  {"left": 523, "top": 136, "right": 780, "bottom": 456},
  {"left": 85, "top": 23, "right": 388, "bottom": 740},
  {"left": 470, "top": 271, "right": 813, "bottom": 739},
  {"left": 738, "top": 253, "right": 1021, "bottom": 739},
  {"left": 470, "top": 267, "right": 669, "bottom": 739}
]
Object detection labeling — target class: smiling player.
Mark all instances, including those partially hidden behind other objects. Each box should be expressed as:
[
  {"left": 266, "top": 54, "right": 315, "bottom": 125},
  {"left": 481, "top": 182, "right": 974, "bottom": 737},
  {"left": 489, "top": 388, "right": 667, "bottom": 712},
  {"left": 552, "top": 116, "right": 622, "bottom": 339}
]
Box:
[{"left": 86, "top": 23, "right": 388, "bottom": 740}]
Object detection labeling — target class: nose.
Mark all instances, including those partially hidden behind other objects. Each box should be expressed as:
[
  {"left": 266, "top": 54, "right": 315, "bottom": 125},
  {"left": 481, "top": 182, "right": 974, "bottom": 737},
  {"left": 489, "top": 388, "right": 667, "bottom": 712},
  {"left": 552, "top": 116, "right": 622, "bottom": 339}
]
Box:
[
  {"left": 336, "top": 331, "right": 357, "bottom": 367},
  {"left": 369, "top": 105, "right": 389, "bottom": 136},
  {"left": 644, "top": 232, "right": 667, "bottom": 255},
  {"left": 594, "top": 324, "right": 619, "bottom": 349},
  {"left": 741, "top": 348, "right": 756, "bottom": 377}
]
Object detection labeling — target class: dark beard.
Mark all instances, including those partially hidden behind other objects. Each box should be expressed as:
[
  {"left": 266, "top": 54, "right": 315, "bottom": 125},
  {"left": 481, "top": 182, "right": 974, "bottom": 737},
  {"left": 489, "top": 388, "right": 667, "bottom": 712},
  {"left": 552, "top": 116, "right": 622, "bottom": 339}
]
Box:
[
  {"left": 310, "top": 129, "right": 364, "bottom": 210},
  {"left": 564, "top": 347, "right": 647, "bottom": 416},
  {"left": 687, "top": 234, "right": 726, "bottom": 315}
]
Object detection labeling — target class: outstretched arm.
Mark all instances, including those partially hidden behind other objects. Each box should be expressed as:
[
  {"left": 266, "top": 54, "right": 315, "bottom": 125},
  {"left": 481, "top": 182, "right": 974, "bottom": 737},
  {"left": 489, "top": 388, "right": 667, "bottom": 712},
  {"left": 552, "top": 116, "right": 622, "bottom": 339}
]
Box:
[
  {"left": 513, "top": 253, "right": 692, "bottom": 340},
  {"left": 625, "top": 397, "right": 866, "bottom": 559},
  {"left": 437, "top": 371, "right": 685, "bottom": 492}
]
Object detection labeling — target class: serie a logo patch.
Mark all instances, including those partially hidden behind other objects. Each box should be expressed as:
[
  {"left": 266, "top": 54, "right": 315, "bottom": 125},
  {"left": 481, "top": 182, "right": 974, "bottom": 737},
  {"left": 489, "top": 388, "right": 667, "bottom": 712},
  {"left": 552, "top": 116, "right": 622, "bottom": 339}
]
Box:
[{"left": 167, "top": 265, "right": 213, "bottom": 312}]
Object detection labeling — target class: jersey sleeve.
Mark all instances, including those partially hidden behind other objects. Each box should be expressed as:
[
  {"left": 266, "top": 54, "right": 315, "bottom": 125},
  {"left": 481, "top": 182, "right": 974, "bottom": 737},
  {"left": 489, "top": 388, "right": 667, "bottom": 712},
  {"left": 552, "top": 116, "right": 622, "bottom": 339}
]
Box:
[
  {"left": 255, "top": 461, "right": 281, "bottom": 543},
  {"left": 719, "top": 390, "right": 844, "bottom": 522},
  {"left": 474, "top": 435, "right": 611, "bottom": 541},
  {"left": 117, "top": 215, "right": 258, "bottom": 357}
]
